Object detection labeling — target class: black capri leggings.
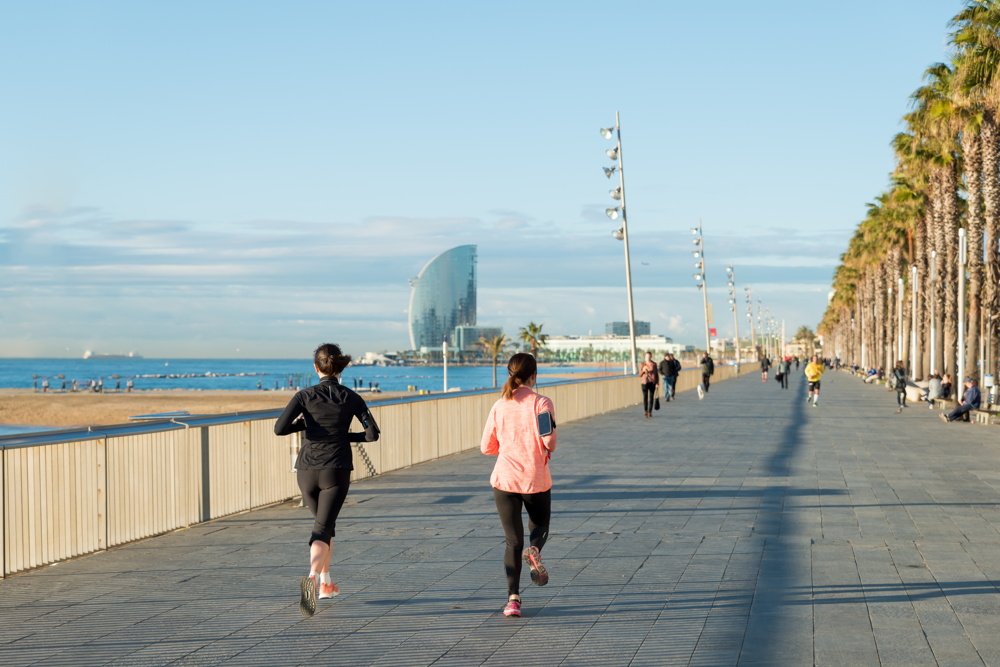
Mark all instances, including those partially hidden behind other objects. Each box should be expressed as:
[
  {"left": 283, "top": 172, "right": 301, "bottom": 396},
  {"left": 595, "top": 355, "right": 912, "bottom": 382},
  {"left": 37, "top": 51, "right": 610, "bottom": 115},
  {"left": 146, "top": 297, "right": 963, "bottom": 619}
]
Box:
[
  {"left": 297, "top": 468, "right": 352, "bottom": 545},
  {"left": 641, "top": 382, "right": 656, "bottom": 412},
  {"left": 493, "top": 488, "right": 551, "bottom": 596}
]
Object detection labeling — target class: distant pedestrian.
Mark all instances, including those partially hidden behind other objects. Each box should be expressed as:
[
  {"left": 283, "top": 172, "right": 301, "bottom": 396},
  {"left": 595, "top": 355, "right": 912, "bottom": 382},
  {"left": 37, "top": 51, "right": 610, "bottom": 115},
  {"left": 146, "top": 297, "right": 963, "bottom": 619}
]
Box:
[
  {"left": 940, "top": 374, "right": 953, "bottom": 401},
  {"left": 33, "top": 379, "right": 38, "bottom": 392},
  {"left": 776, "top": 357, "right": 789, "bottom": 390},
  {"left": 275, "top": 379, "right": 280, "bottom": 390},
  {"left": 72, "top": 379, "right": 79, "bottom": 392},
  {"left": 41, "top": 378, "right": 49, "bottom": 393},
  {"left": 273, "top": 343, "right": 380, "bottom": 617},
  {"left": 116, "top": 379, "right": 121, "bottom": 392},
  {"left": 805, "top": 355, "right": 824, "bottom": 407},
  {"left": 126, "top": 378, "right": 133, "bottom": 392},
  {"left": 481, "top": 353, "right": 557, "bottom": 618},
  {"left": 700, "top": 352, "right": 715, "bottom": 396},
  {"left": 658, "top": 352, "right": 680, "bottom": 402},
  {"left": 638, "top": 352, "right": 659, "bottom": 418},
  {"left": 892, "top": 360, "right": 908, "bottom": 413},
  {"left": 257, "top": 381, "right": 262, "bottom": 390},
  {"left": 941, "top": 377, "right": 981, "bottom": 423},
  {"left": 760, "top": 356, "right": 771, "bottom": 383},
  {"left": 61, "top": 380, "right": 66, "bottom": 391}
]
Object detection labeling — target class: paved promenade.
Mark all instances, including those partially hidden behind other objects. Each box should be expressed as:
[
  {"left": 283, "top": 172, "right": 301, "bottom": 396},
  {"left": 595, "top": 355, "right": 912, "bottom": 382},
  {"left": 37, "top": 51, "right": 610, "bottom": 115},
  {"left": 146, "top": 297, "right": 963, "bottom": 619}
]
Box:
[{"left": 4, "top": 370, "right": 1000, "bottom": 666}]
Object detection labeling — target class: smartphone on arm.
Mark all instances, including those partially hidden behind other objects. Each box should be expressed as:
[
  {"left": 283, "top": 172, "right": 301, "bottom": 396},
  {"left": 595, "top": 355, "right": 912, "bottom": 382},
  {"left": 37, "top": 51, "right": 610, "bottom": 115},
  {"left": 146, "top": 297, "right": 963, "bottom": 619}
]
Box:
[{"left": 537, "top": 411, "right": 553, "bottom": 436}]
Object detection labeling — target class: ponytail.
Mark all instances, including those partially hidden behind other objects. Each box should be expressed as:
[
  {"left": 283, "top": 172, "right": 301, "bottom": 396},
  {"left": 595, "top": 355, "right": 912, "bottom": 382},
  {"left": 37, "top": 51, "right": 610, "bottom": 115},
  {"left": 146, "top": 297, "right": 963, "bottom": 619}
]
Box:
[
  {"left": 501, "top": 353, "right": 537, "bottom": 400},
  {"left": 313, "top": 343, "right": 352, "bottom": 376}
]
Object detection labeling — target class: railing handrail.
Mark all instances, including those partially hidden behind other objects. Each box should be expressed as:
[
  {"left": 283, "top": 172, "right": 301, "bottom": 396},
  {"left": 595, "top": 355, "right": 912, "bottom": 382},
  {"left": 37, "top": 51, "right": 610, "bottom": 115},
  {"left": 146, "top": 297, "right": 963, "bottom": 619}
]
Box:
[{"left": 0, "top": 372, "right": 631, "bottom": 450}]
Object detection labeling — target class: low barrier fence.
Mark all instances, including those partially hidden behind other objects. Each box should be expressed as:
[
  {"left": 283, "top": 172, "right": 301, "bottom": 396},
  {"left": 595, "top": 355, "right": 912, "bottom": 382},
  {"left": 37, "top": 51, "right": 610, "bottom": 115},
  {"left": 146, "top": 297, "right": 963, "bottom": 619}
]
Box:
[{"left": 0, "top": 364, "right": 747, "bottom": 577}]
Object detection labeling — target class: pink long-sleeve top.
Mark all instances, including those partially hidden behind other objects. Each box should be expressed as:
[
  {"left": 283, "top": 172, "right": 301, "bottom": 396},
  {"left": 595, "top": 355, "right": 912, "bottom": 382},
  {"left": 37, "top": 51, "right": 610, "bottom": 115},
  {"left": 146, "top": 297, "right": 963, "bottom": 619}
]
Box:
[{"left": 480, "top": 385, "right": 558, "bottom": 494}]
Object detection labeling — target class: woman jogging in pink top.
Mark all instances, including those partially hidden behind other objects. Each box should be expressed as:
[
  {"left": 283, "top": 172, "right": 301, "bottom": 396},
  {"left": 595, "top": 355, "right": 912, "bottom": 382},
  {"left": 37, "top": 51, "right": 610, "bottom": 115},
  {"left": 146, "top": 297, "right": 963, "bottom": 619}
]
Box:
[{"left": 481, "top": 353, "right": 558, "bottom": 618}]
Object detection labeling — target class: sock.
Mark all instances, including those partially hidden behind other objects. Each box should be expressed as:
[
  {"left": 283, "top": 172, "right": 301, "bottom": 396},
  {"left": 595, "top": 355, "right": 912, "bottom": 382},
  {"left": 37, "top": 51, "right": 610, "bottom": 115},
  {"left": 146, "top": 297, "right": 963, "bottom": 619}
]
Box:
[
  {"left": 309, "top": 570, "right": 319, "bottom": 580},
  {"left": 319, "top": 572, "right": 331, "bottom": 585}
]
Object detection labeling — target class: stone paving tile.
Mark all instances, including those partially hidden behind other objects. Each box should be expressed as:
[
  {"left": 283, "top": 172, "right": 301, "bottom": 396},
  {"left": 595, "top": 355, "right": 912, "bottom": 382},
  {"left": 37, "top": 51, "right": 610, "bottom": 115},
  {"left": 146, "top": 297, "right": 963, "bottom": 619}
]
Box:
[{"left": 8, "top": 370, "right": 1000, "bottom": 665}]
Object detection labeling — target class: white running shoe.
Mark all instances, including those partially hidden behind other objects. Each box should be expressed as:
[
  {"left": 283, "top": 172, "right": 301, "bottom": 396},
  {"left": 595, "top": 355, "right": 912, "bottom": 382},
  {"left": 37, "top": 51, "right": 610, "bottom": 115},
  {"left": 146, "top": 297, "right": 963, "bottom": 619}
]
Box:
[{"left": 696, "top": 385, "right": 705, "bottom": 400}]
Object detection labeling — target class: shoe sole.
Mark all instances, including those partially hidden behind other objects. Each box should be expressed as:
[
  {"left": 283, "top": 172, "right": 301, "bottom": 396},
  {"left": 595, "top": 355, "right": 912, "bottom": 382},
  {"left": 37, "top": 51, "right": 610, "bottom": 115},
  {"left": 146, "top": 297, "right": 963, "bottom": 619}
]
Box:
[
  {"left": 523, "top": 547, "right": 548, "bottom": 586},
  {"left": 300, "top": 577, "right": 317, "bottom": 617}
]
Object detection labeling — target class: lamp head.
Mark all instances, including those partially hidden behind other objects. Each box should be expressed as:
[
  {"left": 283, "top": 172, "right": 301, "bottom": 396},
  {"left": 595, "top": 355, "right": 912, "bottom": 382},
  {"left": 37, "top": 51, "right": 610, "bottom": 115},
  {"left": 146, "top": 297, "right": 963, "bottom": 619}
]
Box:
[
  {"left": 612, "top": 228, "right": 624, "bottom": 241},
  {"left": 606, "top": 147, "right": 618, "bottom": 161},
  {"left": 605, "top": 207, "right": 620, "bottom": 220},
  {"left": 692, "top": 251, "right": 700, "bottom": 258},
  {"left": 609, "top": 187, "right": 622, "bottom": 200},
  {"left": 600, "top": 127, "right": 615, "bottom": 139}
]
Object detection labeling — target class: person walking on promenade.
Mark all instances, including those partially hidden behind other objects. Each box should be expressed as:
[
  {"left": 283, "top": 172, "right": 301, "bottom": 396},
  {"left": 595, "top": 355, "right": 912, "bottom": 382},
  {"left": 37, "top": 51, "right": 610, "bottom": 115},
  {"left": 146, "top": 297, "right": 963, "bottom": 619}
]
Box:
[
  {"left": 274, "top": 343, "right": 381, "bottom": 617},
  {"left": 699, "top": 352, "right": 715, "bottom": 398},
  {"left": 805, "top": 355, "right": 824, "bottom": 407},
  {"left": 892, "top": 360, "right": 908, "bottom": 413},
  {"left": 659, "top": 352, "right": 680, "bottom": 402},
  {"left": 941, "top": 377, "right": 982, "bottom": 423},
  {"left": 776, "top": 356, "right": 790, "bottom": 390},
  {"left": 481, "top": 353, "right": 557, "bottom": 618},
  {"left": 760, "top": 355, "right": 771, "bottom": 383},
  {"left": 638, "top": 351, "right": 659, "bottom": 418}
]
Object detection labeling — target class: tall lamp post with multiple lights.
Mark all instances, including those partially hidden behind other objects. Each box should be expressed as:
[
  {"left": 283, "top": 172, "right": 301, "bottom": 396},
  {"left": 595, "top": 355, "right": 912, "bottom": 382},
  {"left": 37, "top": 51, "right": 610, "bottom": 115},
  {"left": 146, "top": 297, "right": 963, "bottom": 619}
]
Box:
[
  {"left": 692, "top": 222, "right": 711, "bottom": 353},
  {"left": 745, "top": 285, "right": 756, "bottom": 359},
  {"left": 601, "top": 111, "right": 638, "bottom": 374},
  {"left": 726, "top": 263, "right": 740, "bottom": 368}
]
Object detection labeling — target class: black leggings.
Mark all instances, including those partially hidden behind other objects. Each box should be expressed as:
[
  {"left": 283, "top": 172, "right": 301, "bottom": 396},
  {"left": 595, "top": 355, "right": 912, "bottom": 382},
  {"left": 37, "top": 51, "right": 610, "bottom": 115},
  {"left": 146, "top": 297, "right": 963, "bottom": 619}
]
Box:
[
  {"left": 297, "top": 468, "right": 352, "bottom": 545},
  {"left": 897, "top": 390, "right": 906, "bottom": 407},
  {"left": 493, "top": 488, "right": 551, "bottom": 596},
  {"left": 641, "top": 382, "right": 656, "bottom": 412}
]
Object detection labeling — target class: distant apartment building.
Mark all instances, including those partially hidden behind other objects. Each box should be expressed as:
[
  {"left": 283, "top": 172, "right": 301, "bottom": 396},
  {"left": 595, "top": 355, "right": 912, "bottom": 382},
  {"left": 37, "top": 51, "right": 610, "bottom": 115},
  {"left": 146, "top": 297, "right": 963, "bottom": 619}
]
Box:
[
  {"left": 408, "top": 245, "right": 477, "bottom": 350},
  {"left": 605, "top": 321, "right": 651, "bottom": 336}
]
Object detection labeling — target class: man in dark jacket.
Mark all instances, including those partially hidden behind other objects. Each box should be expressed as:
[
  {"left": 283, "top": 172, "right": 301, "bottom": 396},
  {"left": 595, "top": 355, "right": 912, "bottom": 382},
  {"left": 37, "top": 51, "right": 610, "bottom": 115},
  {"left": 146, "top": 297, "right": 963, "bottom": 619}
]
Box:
[
  {"left": 700, "top": 353, "right": 715, "bottom": 394},
  {"left": 941, "top": 377, "right": 982, "bottom": 423},
  {"left": 659, "top": 352, "right": 681, "bottom": 402}
]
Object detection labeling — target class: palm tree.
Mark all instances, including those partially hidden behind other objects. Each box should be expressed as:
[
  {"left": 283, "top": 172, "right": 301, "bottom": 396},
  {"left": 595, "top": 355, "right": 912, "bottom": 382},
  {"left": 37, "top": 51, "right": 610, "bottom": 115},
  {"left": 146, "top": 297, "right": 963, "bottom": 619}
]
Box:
[
  {"left": 477, "top": 334, "right": 509, "bottom": 388},
  {"left": 518, "top": 322, "right": 548, "bottom": 358}
]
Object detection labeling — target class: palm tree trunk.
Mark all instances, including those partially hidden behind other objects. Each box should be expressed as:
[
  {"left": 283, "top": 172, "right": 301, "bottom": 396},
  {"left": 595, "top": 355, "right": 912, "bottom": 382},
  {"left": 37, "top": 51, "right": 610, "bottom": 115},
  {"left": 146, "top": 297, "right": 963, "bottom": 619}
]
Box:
[
  {"left": 982, "top": 111, "right": 1000, "bottom": 380},
  {"left": 966, "top": 128, "right": 984, "bottom": 382},
  {"left": 913, "top": 214, "right": 928, "bottom": 379},
  {"left": 942, "top": 163, "right": 960, "bottom": 379}
]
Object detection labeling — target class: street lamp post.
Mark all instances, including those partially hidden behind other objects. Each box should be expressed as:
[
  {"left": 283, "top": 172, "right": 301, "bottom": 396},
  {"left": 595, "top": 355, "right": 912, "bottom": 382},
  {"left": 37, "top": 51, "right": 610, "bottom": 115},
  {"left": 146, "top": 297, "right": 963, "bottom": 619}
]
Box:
[
  {"left": 930, "top": 250, "right": 938, "bottom": 375},
  {"left": 958, "top": 228, "right": 968, "bottom": 385},
  {"left": 726, "top": 263, "right": 740, "bottom": 369},
  {"left": 601, "top": 111, "right": 638, "bottom": 374},
  {"left": 910, "top": 265, "right": 918, "bottom": 375},
  {"left": 692, "top": 222, "right": 711, "bottom": 353},
  {"left": 745, "top": 285, "right": 756, "bottom": 360}
]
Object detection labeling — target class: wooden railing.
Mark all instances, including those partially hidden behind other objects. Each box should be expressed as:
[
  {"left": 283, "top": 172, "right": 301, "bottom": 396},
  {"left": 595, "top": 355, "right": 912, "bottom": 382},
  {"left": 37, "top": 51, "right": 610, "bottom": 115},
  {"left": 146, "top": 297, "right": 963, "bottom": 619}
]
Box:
[{"left": 0, "top": 365, "right": 747, "bottom": 577}]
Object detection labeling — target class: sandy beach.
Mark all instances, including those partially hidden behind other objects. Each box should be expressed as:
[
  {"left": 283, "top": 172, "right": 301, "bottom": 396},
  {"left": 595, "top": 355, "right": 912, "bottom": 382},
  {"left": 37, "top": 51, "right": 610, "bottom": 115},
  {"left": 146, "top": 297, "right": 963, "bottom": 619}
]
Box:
[{"left": 0, "top": 389, "right": 405, "bottom": 429}]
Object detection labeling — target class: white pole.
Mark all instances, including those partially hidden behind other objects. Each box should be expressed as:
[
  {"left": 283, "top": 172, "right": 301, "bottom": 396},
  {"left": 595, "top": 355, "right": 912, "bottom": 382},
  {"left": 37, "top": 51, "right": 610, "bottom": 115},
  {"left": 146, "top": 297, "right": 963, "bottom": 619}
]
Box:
[
  {"left": 910, "top": 265, "right": 917, "bottom": 374},
  {"left": 443, "top": 339, "right": 448, "bottom": 392},
  {"left": 958, "top": 228, "right": 967, "bottom": 385},
  {"left": 930, "top": 250, "right": 938, "bottom": 375}
]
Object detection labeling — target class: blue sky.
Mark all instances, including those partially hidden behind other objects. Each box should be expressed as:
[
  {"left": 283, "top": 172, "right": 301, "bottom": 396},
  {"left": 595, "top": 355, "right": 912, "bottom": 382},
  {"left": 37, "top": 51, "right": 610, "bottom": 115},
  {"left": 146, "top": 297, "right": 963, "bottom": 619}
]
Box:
[{"left": 0, "top": 0, "right": 965, "bottom": 358}]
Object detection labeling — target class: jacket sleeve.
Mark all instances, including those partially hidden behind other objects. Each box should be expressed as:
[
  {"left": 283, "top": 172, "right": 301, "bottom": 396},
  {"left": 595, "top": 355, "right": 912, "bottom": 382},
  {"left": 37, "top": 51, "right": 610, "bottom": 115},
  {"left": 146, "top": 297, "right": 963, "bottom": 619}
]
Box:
[
  {"left": 274, "top": 394, "right": 305, "bottom": 435},
  {"left": 481, "top": 403, "right": 500, "bottom": 455},
  {"left": 349, "top": 400, "right": 380, "bottom": 443}
]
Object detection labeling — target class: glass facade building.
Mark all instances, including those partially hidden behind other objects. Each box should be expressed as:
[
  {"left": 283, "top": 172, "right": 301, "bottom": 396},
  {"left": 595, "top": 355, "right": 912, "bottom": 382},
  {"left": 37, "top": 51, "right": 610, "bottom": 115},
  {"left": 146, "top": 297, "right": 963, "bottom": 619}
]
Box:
[{"left": 408, "top": 245, "right": 477, "bottom": 350}]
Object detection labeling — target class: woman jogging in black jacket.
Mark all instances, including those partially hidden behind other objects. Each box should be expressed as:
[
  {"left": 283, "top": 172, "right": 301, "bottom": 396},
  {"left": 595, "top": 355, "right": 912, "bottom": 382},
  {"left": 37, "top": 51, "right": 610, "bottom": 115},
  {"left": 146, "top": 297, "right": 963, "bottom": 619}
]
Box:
[{"left": 274, "top": 343, "right": 380, "bottom": 616}]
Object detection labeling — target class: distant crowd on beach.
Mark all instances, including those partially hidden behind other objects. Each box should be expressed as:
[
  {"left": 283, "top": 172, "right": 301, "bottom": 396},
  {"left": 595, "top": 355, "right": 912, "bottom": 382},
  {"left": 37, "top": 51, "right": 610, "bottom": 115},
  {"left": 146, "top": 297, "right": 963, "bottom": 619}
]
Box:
[{"left": 33, "top": 377, "right": 134, "bottom": 393}]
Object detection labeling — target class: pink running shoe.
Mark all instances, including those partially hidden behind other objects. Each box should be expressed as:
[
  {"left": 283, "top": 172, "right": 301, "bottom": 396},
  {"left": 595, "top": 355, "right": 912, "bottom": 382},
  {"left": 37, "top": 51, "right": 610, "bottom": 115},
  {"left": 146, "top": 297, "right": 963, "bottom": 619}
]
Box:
[
  {"left": 523, "top": 546, "right": 548, "bottom": 586},
  {"left": 502, "top": 598, "right": 521, "bottom": 617},
  {"left": 318, "top": 581, "right": 339, "bottom": 599}
]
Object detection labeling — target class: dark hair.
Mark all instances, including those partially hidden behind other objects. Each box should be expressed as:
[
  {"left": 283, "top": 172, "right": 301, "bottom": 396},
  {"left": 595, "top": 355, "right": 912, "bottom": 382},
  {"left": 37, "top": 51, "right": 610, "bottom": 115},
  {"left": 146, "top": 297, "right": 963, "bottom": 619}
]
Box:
[
  {"left": 501, "top": 353, "right": 537, "bottom": 400},
  {"left": 314, "top": 343, "right": 352, "bottom": 376}
]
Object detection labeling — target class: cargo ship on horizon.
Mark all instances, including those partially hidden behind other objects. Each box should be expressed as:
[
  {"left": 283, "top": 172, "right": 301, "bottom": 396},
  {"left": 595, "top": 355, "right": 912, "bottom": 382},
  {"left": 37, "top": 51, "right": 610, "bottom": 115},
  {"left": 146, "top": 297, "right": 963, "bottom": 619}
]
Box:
[{"left": 82, "top": 351, "right": 143, "bottom": 360}]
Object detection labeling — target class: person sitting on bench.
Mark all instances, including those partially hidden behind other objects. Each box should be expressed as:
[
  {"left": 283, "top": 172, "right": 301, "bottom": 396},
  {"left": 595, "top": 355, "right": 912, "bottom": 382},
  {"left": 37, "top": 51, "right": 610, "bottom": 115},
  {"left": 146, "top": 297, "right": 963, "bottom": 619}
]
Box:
[{"left": 941, "top": 377, "right": 981, "bottom": 423}]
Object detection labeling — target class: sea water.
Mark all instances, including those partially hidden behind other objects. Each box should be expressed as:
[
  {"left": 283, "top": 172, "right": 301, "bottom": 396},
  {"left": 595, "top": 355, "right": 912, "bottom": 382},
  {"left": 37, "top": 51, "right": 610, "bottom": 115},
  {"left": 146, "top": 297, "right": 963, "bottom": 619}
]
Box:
[{"left": 0, "top": 358, "right": 620, "bottom": 434}]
